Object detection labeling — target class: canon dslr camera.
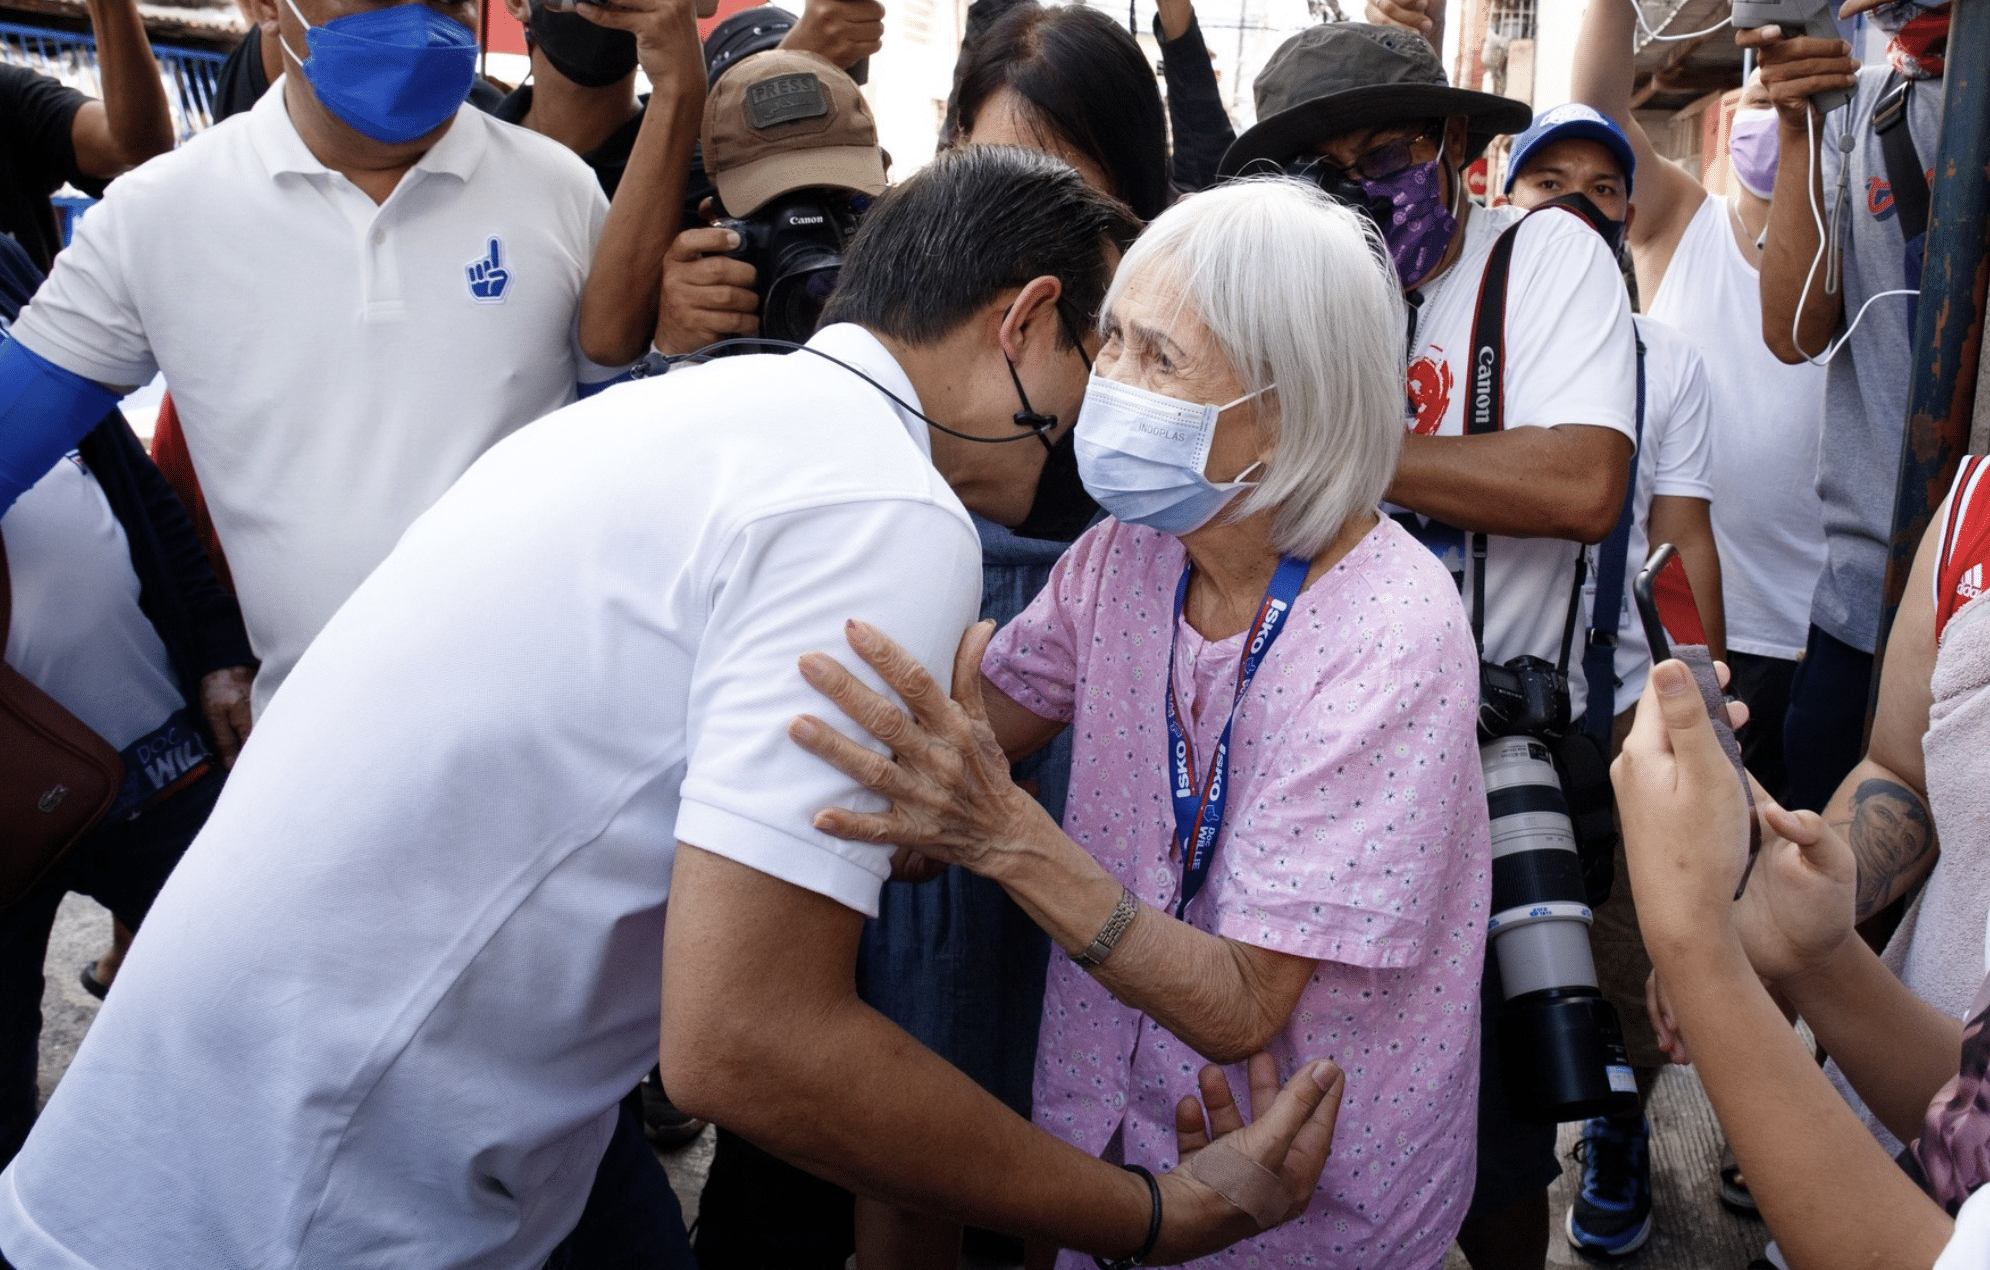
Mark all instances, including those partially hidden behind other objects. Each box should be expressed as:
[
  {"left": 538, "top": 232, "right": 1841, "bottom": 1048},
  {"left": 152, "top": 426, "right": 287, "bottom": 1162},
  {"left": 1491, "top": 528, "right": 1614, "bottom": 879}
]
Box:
[{"left": 715, "top": 190, "right": 866, "bottom": 346}]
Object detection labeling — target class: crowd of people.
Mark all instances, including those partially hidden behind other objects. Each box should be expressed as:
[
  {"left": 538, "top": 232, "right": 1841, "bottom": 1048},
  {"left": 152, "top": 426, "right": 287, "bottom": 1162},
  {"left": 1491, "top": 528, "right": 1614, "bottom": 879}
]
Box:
[{"left": 0, "top": 0, "right": 1979, "bottom": 1262}]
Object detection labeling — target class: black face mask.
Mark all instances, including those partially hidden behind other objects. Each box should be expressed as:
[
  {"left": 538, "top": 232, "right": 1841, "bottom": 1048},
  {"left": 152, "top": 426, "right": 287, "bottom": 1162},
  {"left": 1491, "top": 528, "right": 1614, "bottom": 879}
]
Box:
[
  {"left": 1005, "top": 316, "right": 1100, "bottom": 542},
  {"left": 1010, "top": 425, "right": 1099, "bottom": 541},
  {"left": 1537, "top": 191, "right": 1626, "bottom": 259},
  {"left": 529, "top": 3, "right": 638, "bottom": 88}
]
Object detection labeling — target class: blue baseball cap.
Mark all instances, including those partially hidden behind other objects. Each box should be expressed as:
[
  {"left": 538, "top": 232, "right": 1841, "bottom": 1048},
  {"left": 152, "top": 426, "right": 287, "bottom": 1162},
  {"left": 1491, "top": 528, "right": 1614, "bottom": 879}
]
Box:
[{"left": 1503, "top": 103, "right": 1636, "bottom": 197}]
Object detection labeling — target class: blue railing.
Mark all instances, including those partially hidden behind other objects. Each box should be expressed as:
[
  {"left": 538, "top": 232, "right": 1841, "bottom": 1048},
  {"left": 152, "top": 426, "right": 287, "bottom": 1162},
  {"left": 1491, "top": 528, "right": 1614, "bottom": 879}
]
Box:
[
  {"left": 0, "top": 20, "right": 231, "bottom": 242},
  {"left": 0, "top": 20, "right": 229, "bottom": 142}
]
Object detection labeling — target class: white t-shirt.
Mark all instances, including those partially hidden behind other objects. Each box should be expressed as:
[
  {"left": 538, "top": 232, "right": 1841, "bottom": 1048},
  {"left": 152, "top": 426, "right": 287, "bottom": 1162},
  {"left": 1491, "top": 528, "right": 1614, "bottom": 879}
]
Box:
[
  {"left": 0, "top": 324, "right": 983, "bottom": 1270},
  {"left": 0, "top": 451, "right": 183, "bottom": 747},
  {"left": 1393, "top": 202, "right": 1638, "bottom": 717},
  {"left": 10, "top": 79, "right": 621, "bottom": 714},
  {"left": 1938, "top": 1187, "right": 1990, "bottom": 1270},
  {"left": 1585, "top": 317, "right": 1716, "bottom": 716},
  {"left": 1646, "top": 194, "right": 1828, "bottom": 661}
]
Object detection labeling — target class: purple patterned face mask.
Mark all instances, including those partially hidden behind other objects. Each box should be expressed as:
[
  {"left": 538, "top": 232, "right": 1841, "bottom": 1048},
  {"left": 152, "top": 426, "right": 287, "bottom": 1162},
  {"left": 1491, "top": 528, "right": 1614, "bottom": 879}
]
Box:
[{"left": 1358, "top": 142, "right": 1456, "bottom": 290}]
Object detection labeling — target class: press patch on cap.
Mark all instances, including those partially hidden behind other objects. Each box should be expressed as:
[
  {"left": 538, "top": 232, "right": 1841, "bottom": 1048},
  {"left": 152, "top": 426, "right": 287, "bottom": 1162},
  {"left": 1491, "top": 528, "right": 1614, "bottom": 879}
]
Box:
[{"left": 746, "top": 73, "right": 828, "bottom": 130}]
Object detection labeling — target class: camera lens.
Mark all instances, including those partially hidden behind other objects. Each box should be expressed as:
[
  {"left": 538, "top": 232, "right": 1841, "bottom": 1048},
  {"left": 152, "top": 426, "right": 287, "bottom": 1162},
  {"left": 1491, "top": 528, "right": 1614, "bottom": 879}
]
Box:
[{"left": 1480, "top": 735, "right": 1637, "bottom": 1123}]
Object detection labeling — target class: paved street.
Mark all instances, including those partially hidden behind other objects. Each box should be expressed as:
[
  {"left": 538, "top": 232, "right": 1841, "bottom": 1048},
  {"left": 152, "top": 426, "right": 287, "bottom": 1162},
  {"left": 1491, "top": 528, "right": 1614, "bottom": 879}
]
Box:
[{"left": 37, "top": 894, "right": 1766, "bottom": 1268}]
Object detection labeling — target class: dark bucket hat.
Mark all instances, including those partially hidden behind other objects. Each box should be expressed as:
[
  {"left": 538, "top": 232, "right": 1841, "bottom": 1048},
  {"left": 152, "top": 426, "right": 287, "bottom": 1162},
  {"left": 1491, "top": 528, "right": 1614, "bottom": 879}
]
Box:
[{"left": 1217, "top": 23, "right": 1533, "bottom": 178}]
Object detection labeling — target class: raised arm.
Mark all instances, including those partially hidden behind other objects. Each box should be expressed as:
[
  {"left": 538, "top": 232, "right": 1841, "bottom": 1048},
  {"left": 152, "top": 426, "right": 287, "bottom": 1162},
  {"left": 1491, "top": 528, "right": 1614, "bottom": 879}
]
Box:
[
  {"left": 575, "top": 0, "right": 708, "bottom": 367},
  {"left": 71, "top": 0, "right": 175, "bottom": 177},
  {"left": 1741, "top": 25, "right": 1860, "bottom": 363},
  {"left": 1569, "top": 0, "right": 1707, "bottom": 280},
  {"left": 1153, "top": 0, "right": 1235, "bottom": 193}
]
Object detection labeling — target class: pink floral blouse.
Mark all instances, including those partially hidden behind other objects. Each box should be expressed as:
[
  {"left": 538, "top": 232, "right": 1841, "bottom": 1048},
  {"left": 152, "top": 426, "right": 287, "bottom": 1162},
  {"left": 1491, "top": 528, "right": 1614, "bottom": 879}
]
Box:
[{"left": 984, "top": 516, "right": 1491, "bottom": 1269}]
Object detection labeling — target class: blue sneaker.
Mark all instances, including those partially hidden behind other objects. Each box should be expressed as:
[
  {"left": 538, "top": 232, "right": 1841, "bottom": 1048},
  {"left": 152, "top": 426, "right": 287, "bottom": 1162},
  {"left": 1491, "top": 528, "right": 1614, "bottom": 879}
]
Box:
[{"left": 1565, "top": 1114, "right": 1654, "bottom": 1256}]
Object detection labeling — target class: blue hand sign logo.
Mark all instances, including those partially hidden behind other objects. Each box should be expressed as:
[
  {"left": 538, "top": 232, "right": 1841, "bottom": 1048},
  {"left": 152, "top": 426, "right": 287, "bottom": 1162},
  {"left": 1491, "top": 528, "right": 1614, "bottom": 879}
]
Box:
[{"left": 466, "top": 237, "right": 509, "bottom": 304}]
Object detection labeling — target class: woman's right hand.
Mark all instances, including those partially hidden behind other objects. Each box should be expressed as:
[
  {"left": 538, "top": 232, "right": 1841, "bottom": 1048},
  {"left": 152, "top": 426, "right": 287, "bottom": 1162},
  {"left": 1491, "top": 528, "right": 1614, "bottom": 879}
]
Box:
[{"left": 1151, "top": 1054, "right": 1346, "bottom": 1261}]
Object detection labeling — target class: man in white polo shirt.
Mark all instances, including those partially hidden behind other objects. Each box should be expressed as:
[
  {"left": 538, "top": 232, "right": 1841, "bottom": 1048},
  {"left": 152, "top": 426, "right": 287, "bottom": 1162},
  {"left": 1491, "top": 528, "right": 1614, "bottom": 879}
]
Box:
[
  {"left": 0, "top": 146, "right": 1345, "bottom": 1270},
  {"left": 0, "top": 0, "right": 635, "bottom": 714}
]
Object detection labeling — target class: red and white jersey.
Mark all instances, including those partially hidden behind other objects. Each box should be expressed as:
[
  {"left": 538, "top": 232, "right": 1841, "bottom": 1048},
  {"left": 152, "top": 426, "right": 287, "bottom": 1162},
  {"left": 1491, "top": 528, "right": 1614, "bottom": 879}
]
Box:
[{"left": 1934, "top": 455, "right": 1990, "bottom": 645}]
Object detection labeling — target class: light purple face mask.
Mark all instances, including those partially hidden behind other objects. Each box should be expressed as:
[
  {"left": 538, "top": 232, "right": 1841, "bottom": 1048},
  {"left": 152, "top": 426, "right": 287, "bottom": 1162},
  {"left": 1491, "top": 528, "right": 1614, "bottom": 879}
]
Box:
[
  {"left": 1361, "top": 140, "right": 1456, "bottom": 289},
  {"left": 1728, "top": 107, "right": 1779, "bottom": 200}
]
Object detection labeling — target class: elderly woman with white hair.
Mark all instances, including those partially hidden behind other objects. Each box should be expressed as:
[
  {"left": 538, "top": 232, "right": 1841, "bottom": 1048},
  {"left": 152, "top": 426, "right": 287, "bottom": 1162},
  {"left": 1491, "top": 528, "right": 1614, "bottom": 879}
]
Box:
[{"left": 792, "top": 178, "right": 1491, "bottom": 1269}]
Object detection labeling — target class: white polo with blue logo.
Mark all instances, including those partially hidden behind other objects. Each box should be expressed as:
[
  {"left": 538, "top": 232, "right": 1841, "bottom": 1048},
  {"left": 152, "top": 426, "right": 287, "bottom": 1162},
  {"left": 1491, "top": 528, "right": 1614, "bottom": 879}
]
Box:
[
  {"left": 0, "top": 324, "right": 983, "bottom": 1268},
  {"left": 7, "top": 78, "right": 623, "bottom": 712}
]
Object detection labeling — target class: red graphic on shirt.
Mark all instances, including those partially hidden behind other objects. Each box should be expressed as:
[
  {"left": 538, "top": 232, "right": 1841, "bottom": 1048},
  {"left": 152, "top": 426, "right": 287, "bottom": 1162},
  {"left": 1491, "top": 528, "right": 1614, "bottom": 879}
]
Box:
[
  {"left": 1407, "top": 354, "right": 1453, "bottom": 435},
  {"left": 1869, "top": 176, "right": 1897, "bottom": 220}
]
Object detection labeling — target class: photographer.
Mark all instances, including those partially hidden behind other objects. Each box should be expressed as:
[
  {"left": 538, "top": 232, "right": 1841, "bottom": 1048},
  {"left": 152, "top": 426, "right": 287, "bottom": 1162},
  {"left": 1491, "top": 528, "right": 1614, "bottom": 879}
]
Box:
[
  {"left": 1213, "top": 24, "right": 1637, "bottom": 1270},
  {"left": 649, "top": 6, "right": 883, "bottom": 359}
]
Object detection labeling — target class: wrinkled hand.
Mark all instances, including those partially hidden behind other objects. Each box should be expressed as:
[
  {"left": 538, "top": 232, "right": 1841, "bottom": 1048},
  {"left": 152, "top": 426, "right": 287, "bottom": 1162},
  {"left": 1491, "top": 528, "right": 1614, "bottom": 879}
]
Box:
[
  {"left": 1149, "top": 1055, "right": 1344, "bottom": 1260},
  {"left": 1364, "top": 0, "right": 1433, "bottom": 37},
  {"left": 654, "top": 226, "right": 759, "bottom": 355},
  {"left": 779, "top": 0, "right": 885, "bottom": 70},
  {"left": 791, "top": 619, "right": 1050, "bottom": 876},
  {"left": 577, "top": 0, "right": 705, "bottom": 86},
  {"left": 199, "top": 665, "right": 254, "bottom": 767},
  {"left": 1611, "top": 660, "right": 1755, "bottom": 958},
  {"left": 1734, "top": 25, "right": 1859, "bottom": 128}
]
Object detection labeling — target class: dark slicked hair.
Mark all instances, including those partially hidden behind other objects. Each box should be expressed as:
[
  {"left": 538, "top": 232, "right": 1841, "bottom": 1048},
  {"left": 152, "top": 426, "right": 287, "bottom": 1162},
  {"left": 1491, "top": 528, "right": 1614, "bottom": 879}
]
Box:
[
  {"left": 821, "top": 145, "right": 1139, "bottom": 350},
  {"left": 944, "top": 2, "right": 1170, "bottom": 221}
]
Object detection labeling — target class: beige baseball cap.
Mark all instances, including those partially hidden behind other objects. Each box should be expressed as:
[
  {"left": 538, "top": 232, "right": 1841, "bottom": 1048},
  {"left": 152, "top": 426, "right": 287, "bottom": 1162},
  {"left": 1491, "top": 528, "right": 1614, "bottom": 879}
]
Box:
[{"left": 702, "top": 50, "right": 889, "bottom": 217}]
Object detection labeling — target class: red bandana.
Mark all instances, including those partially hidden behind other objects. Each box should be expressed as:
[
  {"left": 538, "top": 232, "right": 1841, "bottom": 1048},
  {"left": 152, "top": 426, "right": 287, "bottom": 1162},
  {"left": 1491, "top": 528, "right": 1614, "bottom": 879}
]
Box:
[{"left": 1888, "top": 8, "right": 1949, "bottom": 80}]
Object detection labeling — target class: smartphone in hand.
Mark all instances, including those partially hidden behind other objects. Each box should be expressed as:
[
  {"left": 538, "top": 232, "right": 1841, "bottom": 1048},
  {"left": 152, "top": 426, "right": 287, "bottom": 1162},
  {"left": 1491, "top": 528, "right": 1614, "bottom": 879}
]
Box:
[{"left": 1633, "top": 544, "right": 1761, "bottom": 894}]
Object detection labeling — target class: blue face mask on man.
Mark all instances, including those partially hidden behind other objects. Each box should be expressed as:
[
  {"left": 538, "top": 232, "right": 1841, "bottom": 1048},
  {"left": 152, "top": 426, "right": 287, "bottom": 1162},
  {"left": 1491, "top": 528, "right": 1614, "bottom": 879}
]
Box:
[{"left": 281, "top": 0, "right": 478, "bottom": 145}]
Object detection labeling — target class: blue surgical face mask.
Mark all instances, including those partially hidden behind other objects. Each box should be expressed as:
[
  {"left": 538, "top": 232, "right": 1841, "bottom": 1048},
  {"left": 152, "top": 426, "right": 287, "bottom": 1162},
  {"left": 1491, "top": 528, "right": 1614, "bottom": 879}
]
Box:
[
  {"left": 1074, "top": 374, "right": 1271, "bottom": 537},
  {"left": 281, "top": 0, "right": 478, "bottom": 145}
]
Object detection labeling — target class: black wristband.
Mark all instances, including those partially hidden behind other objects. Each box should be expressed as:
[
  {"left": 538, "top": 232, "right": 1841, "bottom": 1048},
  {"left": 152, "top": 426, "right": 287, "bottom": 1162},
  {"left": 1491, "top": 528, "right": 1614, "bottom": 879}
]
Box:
[{"left": 1094, "top": 1163, "right": 1162, "bottom": 1270}]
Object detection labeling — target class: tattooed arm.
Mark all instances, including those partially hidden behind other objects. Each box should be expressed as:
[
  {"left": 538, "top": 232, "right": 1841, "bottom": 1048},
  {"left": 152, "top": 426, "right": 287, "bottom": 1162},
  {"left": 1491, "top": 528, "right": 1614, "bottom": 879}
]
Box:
[{"left": 1819, "top": 509, "right": 1943, "bottom": 921}]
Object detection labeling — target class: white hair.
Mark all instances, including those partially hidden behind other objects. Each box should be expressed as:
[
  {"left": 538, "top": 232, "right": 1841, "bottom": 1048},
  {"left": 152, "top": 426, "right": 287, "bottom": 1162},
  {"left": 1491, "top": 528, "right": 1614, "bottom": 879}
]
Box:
[{"left": 1106, "top": 177, "right": 1406, "bottom": 558}]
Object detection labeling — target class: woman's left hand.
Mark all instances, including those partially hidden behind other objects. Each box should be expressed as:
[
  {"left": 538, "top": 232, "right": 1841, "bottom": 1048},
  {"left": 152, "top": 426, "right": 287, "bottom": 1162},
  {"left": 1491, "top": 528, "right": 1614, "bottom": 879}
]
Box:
[{"left": 790, "top": 618, "right": 1050, "bottom": 875}]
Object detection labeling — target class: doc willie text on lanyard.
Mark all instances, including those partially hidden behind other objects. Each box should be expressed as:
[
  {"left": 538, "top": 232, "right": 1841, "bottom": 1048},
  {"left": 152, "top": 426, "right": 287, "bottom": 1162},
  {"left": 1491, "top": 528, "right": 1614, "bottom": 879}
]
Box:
[{"left": 1165, "top": 554, "right": 1310, "bottom": 917}]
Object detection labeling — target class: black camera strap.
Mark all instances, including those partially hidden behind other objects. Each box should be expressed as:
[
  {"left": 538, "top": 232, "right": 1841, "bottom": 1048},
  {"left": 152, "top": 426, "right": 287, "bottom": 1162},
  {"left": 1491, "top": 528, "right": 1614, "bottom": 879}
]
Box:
[{"left": 1463, "top": 208, "right": 1616, "bottom": 686}]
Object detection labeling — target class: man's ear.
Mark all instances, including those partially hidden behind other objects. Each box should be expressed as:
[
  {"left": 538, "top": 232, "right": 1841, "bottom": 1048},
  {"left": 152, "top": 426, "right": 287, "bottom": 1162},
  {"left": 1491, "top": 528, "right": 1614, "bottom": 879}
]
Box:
[
  {"left": 1623, "top": 203, "right": 1638, "bottom": 233},
  {"left": 500, "top": 0, "right": 532, "bottom": 27},
  {"left": 997, "top": 275, "right": 1066, "bottom": 363},
  {"left": 244, "top": 0, "right": 282, "bottom": 37}
]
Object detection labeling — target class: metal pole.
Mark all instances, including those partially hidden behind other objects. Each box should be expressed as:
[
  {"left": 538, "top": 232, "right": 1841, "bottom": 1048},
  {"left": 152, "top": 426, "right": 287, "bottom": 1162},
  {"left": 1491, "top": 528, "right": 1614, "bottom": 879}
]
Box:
[{"left": 1868, "top": 0, "right": 1990, "bottom": 732}]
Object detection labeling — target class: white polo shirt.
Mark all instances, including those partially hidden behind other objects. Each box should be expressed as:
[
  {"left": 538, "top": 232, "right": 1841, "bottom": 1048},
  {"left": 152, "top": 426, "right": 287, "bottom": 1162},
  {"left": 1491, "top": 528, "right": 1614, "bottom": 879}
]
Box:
[
  {"left": 0, "top": 324, "right": 983, "bottom": 1269},
  {"left": 9, "top": 79, "right": 619, "bottom": 712}
]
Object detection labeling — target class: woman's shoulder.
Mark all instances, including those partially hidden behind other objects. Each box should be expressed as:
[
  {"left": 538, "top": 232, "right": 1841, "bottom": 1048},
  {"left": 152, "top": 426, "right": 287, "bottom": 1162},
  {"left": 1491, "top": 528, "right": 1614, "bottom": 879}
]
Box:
[
  {"left": 1318, "top": 517, "right": 1473, "bottom": 632},
  {"left": 1055, "top": 516, "right": 1186, "bottom": 597}
]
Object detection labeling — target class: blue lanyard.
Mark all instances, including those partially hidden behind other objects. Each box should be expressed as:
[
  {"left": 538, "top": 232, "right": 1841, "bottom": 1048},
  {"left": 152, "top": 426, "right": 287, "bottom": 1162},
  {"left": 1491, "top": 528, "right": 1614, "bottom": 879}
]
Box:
[{"left": 1165, "top": 554, "right": 1311, "bottom": 917}]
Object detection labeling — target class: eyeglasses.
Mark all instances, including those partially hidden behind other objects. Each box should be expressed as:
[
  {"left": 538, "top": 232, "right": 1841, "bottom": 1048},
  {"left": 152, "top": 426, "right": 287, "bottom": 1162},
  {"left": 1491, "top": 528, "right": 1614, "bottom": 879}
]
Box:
[{"left": 1287, "top": 127, "right": 1436, "bottom": 189}]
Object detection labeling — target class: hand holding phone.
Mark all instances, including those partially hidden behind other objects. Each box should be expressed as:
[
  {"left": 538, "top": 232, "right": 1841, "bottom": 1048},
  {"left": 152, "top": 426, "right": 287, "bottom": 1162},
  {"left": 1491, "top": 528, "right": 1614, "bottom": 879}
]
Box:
[{"left": 1634, "top": 544, "right": 1761, "bottom": 896}]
